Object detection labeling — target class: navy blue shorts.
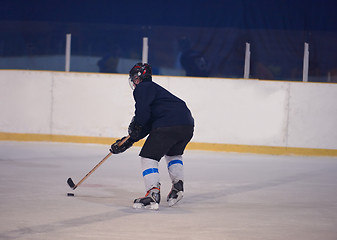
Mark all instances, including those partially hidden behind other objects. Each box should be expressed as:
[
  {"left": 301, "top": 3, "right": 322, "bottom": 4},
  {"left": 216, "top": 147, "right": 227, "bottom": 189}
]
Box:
[{"left": 139, "top": 125, "right": 194, "bottom": 161}]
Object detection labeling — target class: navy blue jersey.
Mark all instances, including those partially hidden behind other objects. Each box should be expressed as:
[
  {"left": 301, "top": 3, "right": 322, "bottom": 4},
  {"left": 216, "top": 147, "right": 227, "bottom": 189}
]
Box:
[{"left": 133, "top": 81, "right": 194, "bottom": 130}]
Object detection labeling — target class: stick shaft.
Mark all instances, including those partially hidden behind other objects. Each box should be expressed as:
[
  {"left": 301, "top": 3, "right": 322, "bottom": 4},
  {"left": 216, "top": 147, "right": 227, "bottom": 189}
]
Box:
[
  {"left": 73, "top": 152, "right": 112, "bottom": 189},
  {"left": 72, "top": 136, "right": 130, "bottom": 189}
]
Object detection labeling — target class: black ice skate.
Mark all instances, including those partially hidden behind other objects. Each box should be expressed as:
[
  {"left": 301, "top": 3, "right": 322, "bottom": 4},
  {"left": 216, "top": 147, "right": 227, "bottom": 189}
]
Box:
[
  {"left": 167, "top": 180, "right": 184, "bottom": 207},
  {"left": 133, "top": 186, "right": 161, "bottom": 210}
]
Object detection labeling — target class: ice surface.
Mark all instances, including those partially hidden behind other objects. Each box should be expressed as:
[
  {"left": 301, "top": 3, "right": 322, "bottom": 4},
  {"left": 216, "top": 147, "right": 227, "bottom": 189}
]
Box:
[{"left": 1, "top": 141, "right": 337, "bottom": 240}]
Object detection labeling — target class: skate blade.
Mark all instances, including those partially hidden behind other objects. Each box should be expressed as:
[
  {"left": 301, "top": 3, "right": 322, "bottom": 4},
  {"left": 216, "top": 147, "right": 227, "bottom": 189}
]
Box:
[
  {"left": 133, "top": 202, "right": 159, "bottom": 210},
  {"left": 167, "top": 192, "right": 183, "bottom": 207}
]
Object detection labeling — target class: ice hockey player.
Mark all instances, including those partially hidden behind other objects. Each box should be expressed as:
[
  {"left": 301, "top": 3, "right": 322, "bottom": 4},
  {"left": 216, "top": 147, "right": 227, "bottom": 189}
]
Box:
[{"left": 110, "top": 62, "right": 194, "bottom": 210}]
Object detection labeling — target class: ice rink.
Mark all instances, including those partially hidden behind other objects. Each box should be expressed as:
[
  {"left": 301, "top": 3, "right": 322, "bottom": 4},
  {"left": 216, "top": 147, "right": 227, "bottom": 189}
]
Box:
[{"left": 1, "top": 141, "right": 337, "bottom": 240}]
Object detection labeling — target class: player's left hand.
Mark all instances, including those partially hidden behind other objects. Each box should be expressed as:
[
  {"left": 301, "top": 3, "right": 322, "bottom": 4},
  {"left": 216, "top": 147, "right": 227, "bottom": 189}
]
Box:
[{"left": 128, "top": 118, "right": 143, "bottom": 140}]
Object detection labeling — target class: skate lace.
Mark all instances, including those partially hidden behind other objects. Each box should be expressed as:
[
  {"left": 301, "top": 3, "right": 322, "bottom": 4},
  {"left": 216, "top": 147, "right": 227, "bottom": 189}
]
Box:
[{"left": 145, "top": 187, "right": 160, "bottom": 197}]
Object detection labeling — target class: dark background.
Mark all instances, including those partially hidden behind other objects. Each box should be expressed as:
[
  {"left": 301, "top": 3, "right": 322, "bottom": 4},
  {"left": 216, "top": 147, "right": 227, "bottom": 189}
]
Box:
[{"left": 1, "top": 0, "right": 336, "bottom": 81}]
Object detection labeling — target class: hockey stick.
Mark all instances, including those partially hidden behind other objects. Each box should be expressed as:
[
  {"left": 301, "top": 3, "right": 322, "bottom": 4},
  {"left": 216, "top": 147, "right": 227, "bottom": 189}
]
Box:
[{"left": 67, "top": 136, "right": 130, "bottom": 190}]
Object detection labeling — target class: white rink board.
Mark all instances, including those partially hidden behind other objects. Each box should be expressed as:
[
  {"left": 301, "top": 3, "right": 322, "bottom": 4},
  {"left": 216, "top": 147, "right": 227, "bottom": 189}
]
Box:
[
  {"left": 0, "top": 70, "right": 53, "bottom": 133},
  {"left": 50, "top": 72, "right": 134, "bottom": 137},
  {"left": 287, "top": 82, "right": 337, "bottom": 149},
  {"left": 0, "top": 70, "right": 337, "bottom": 150},
  {"left": 166, "top": 77, "right": 289, "bottom": 146}
]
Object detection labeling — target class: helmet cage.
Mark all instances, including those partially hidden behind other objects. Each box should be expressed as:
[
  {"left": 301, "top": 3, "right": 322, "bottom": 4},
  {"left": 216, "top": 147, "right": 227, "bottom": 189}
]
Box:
[{"left": 128, "top": 73, "right": 141, "bottom": 90}]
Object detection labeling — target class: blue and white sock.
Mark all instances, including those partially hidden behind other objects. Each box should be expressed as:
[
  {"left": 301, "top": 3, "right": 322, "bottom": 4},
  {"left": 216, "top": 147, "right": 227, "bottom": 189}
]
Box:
[
  {"left": 141, "top": 157, "right": 160, "bottom": 191},
  {"left": 165, "top": 155, "right": 184, "bottom": 184}
]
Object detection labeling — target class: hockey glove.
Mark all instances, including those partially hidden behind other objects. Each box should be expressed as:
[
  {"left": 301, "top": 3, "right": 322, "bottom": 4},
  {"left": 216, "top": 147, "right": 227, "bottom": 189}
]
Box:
[
  {"left": 128, "top": 118, "right": 143, "bottom": 141},
  {"left": 110, "top": 136, "right": 134, "bottom": 154}
]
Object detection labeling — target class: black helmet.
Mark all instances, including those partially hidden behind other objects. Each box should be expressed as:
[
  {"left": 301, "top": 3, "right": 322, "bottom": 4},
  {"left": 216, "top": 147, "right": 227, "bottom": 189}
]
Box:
[{"left": 129, "top": 63, "right": 152, "bottom": 89}]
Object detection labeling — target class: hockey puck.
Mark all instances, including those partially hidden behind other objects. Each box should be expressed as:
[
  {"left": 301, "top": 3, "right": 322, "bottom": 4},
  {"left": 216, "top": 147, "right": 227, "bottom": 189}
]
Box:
[{"left": 67, "top": 193, "right": 75, "bottom": 197}]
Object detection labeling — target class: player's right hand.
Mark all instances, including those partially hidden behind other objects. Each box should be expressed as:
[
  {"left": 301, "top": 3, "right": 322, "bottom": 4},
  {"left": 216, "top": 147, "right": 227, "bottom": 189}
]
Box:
[{"left": 109, "top": 136, "right": 134, "bottom": 154}]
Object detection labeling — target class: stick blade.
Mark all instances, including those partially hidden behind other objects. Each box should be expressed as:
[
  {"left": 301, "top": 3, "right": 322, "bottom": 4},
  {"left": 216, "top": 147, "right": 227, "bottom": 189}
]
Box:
[{"left": 67, "top": 178, "right": 76, "bottom": 189}]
